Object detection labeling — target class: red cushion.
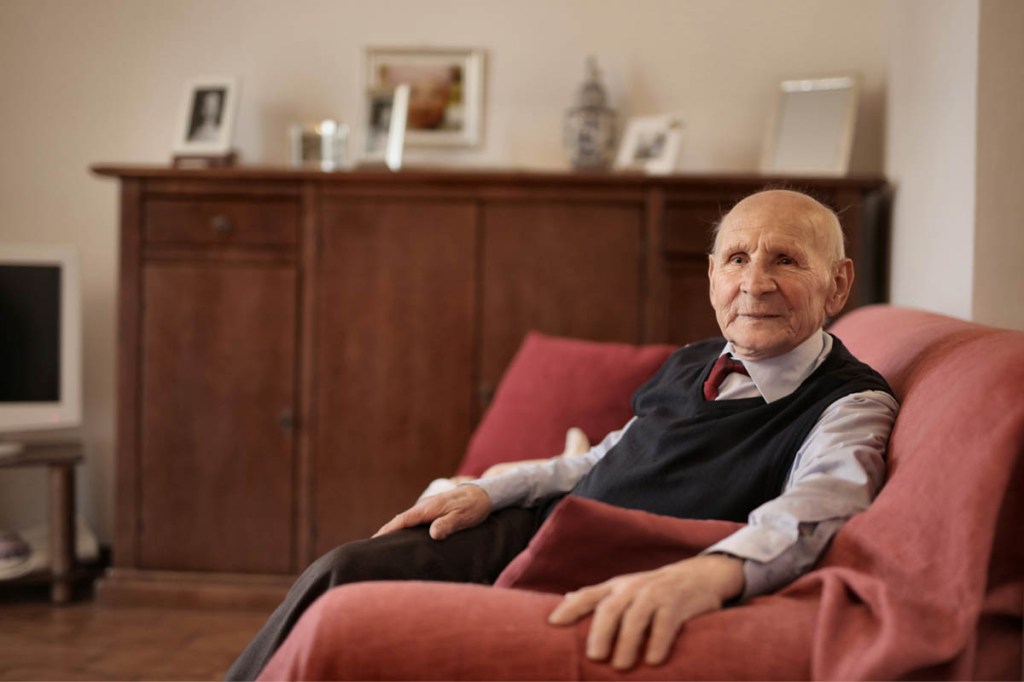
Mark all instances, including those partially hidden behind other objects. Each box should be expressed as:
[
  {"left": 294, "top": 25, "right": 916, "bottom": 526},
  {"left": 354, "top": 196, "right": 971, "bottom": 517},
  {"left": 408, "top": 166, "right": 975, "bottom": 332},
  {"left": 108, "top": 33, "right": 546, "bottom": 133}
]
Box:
[
  {"left": 495, "top": 495, "right": 743, "bottom": 593},
  {"left": 457, "top": 333, "right": 676, "bottom": 477}
]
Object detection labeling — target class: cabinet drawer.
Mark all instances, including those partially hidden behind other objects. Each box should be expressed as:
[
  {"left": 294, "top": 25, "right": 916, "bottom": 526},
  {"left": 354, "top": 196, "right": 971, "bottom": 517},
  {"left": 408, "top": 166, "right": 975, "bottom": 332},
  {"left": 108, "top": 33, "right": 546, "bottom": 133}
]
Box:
[{"left": 144, "top": 199, "right": 299, "bottom": 247}]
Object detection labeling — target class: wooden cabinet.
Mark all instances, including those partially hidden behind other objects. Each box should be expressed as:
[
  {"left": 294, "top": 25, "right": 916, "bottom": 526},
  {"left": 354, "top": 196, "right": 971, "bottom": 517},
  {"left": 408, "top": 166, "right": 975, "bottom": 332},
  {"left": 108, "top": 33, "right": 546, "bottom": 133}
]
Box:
[
  {"left": 312, "top": 197, "right": 479, "bottom": 552},
  {"left": 93, "top": 166, "right": 888, "bottom": 606},
  {"left": 479, "top": 200, "right": 645, "bottom": 402}
]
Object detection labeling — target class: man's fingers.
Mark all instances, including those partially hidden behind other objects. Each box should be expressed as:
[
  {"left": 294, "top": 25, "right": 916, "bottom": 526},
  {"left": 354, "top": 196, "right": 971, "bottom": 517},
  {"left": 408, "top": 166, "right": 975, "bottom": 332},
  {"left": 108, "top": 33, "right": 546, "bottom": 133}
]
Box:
[
  {"left": 610, "top": 596, "right": 656, "bottom": 670},
  {"left": 549, "top": 581, "right": 644, "bottom": 664},
  {"left": 372, "top": 499, "right": 439, "bottom": 537},
  {"left": 587, "top": 589, "right": 634, "bottom": 661},
  {"left": 643, "top": 605, "right": 688, "bottom": 666},
  {"left": 429, "top": 512, "right": 462, "bottom": 540},
  {"left": 548, "top": 585, "right": 608, "bottom": 626},
  {"left": 643, "top": 591, "right": 720, "bottom": 666},
  {"left": 374, "top": 486, "right": 491, "bottom": 540}
]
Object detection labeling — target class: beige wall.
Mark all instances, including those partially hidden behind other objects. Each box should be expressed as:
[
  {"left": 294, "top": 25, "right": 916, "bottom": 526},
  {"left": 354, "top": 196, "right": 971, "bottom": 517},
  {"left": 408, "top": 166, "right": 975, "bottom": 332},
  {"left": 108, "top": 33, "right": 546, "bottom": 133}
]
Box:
[
  {"left": 886, "top": 0, "right": 1024, "bottom": 330},
  {"left": 885, "top": 0, "right": 978, "bottom": 321},
  {"left": 0, "top": 0, "right": 974, "bottom": 543},
  {"left": 974, "top": 0, "right": 1024, "bottom": 330}
]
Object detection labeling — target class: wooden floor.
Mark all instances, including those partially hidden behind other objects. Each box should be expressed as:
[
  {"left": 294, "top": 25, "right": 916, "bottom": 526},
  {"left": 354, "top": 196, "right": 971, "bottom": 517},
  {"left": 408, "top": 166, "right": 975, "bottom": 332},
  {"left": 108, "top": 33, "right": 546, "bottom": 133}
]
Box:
[{"left": 0, "top": 586, "right": 273, "bottom": 681}]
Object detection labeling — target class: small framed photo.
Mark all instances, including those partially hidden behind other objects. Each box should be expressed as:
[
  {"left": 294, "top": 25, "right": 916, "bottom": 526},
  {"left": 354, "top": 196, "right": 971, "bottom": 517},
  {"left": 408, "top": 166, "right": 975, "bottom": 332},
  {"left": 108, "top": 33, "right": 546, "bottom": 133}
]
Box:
[
  {"left": 365, "top": 46, "right": 485, "bottom": 147},
  {"left": 289, "top": 120, "right": 350, "bottom": 171},
  {"left": 363, "top": 84, "right": 410, "bottom": 170},
  {"left": 614, "top": 114, "right": 685, "bottom": 174},
  {"left": 174, "top": 76, "right": 240, "bottom": 157},
  {"left": 760, "top": 76, "right": 859, "bottom": 176}
]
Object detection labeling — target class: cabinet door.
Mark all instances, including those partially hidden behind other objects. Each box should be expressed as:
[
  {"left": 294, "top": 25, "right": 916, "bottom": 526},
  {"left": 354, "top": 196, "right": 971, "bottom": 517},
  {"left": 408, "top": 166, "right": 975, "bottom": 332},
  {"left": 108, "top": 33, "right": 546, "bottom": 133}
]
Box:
[
  {"left": 138, "top": 262, "right": 297, "bottom": 573},
  {"left": 659, "top": 203, "right": 725, "bottom": 345},
  {"left": 479, "top": 201, "right": 644, "bottom": 403},
  {"left": 313, "top": 199, "right": 477, "bottom": 554}
]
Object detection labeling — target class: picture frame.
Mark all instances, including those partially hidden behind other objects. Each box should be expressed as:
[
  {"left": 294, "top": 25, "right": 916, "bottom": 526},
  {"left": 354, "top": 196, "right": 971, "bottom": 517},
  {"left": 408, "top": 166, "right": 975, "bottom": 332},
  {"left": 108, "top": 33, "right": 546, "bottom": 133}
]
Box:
[
  {"left": 363, "top": 84, "right": 410, "bottom": 170},
  {"left": 365, "top": 46, "right": 485, "bottom": 148},
  {"left": 173, "top": 75, "right": 240, "bottom": 158},
  {"left": 613, "top": 114, "right": 685, "bottom": 174},
  {"left": 289, "top": 120, "right": 350, "bottom": 171},
  {"left": 760, "top": 76, "right": 859, "bottom": 176}
]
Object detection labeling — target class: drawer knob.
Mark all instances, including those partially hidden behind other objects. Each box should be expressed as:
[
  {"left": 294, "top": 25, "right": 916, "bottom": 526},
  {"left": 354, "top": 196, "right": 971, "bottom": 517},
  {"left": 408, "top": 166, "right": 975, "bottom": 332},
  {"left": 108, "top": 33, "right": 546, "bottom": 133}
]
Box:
[{"left": 210, "top": 215, "right": 233, "bottom": 235}]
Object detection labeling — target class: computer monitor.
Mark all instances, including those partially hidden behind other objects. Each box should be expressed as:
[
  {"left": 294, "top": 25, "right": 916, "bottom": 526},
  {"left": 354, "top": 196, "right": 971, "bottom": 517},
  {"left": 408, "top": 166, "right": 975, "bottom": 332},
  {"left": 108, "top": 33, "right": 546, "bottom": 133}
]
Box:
[{"left": 0, "top": 244, "right": 82, "bottom": 453}]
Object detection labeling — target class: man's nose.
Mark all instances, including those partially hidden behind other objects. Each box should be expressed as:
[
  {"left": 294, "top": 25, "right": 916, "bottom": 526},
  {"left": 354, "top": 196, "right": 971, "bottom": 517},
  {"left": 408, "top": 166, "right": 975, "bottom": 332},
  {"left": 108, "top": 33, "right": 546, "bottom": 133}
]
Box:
[{"left": 740, "top": 263, "right": 777, "bottom": 296}]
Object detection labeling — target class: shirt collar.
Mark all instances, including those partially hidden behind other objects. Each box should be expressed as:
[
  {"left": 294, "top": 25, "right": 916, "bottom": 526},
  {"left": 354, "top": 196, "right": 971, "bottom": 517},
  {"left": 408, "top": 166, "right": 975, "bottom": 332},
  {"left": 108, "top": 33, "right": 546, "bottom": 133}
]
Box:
[{"left": 720, "top": 330, "right": 832, "bottom": 404}]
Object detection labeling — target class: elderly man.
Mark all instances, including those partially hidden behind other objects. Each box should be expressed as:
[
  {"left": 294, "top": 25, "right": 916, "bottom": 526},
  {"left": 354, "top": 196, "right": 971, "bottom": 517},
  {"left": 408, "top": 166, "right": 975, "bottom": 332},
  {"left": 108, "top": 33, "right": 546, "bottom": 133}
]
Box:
[{"left": 227, "top": 189, "right": 897, "bottom": 679}]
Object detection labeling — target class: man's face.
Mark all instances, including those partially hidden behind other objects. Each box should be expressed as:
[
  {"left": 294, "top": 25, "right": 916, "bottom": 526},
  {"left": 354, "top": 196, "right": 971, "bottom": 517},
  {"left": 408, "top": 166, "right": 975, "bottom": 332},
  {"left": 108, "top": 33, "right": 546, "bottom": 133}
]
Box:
[{"left": 708, "top": 191, "right": 852, "bottom": 361}]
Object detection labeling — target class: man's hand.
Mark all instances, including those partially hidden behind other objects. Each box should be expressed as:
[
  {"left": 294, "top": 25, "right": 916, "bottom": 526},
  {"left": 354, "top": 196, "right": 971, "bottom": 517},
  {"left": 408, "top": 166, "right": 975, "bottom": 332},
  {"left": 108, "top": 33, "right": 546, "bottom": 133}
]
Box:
[
  {"left": 547, "top": 554, "right": 744, "bottom": 670},
  {"left": 373, "top": 484, "right": 492, "bottom": 540}
]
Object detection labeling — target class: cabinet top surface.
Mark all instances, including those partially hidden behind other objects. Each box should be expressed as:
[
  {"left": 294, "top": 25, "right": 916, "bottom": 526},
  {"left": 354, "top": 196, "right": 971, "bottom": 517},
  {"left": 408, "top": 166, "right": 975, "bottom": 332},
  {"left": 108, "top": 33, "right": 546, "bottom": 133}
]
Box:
[{"left": 91, "top": 164, "right": 886, "bottom": 190}]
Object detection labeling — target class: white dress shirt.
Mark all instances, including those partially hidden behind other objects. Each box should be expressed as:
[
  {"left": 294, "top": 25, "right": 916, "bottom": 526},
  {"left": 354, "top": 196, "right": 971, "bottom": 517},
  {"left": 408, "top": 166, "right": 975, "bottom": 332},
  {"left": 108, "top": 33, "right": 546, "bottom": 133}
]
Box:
[{"left": 472, "top": 330, "right": 899, "bottom": 599}]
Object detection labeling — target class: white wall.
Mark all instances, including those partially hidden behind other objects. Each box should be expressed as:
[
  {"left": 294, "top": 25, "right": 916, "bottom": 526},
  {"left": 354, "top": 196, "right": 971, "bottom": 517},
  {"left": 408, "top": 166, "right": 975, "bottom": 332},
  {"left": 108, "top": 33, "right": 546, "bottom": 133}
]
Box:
[
  {"left": 885, "top": 0, "right": 1024, "bottom": 330},
  {"left": 0, "top": 0, "right": 899, "bottom": 542},
  {"left": 885, "top": 0, "right": 978, "bottom": 322},
  {"left": 974, "top": 0, "right": 1024, "bottom": 330}
]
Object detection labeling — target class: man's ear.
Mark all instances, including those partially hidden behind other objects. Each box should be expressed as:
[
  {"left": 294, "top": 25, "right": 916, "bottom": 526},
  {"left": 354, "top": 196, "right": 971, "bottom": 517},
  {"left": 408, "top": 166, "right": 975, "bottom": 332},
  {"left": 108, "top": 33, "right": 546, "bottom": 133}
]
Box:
[
  {"left": 825, "top": 259, "right": 855, "bottom": 317},
  {"left": 707, "top": 255, "right": 717, "bottom": 304}
]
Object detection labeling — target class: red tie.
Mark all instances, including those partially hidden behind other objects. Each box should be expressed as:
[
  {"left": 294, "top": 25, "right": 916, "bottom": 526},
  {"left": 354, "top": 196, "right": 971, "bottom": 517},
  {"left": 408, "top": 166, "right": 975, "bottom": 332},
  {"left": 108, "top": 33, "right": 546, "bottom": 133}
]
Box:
[{"left": 703, "top": 355, "right": 749, "bottom": 400}]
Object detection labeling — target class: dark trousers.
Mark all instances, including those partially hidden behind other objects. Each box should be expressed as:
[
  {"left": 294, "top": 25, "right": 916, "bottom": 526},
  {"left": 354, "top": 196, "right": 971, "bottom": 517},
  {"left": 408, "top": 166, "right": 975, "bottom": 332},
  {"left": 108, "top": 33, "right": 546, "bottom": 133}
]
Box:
[{"left": 225, "top": 505, "right": 546, "bottom": 681}]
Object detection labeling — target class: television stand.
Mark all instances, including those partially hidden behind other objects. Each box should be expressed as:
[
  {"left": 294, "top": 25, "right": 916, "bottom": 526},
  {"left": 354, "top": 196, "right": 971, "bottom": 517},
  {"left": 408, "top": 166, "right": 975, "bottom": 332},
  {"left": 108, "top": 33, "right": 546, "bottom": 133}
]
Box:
[{"left": 0, "top": 441, "right": 83, "bottom": 603}]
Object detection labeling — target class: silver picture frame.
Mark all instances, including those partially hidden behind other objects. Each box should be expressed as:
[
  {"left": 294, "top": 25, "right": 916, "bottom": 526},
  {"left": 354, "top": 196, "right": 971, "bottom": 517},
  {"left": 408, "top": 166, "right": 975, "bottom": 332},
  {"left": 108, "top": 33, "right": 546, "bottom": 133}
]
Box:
[
  {"left": 362, "top": 84, "right": 410, "bottom": 171},
  {"left": 760, "top": 76, "right": 860, "bottom": 176}
]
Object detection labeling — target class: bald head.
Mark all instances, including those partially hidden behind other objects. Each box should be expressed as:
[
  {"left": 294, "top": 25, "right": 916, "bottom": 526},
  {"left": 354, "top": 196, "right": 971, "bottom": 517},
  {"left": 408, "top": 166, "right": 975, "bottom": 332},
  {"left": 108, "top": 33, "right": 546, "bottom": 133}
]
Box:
[{"left": 712, "top": 189, "right": 845, "bottom": 265}]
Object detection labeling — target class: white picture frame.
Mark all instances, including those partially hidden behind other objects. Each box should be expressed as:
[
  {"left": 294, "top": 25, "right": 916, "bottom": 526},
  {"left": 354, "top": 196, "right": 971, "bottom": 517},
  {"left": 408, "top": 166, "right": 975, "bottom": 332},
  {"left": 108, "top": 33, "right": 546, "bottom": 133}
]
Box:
[
  {"left": 365, "top": 46, "right": 485, "bottom": 148},
  {"left": 173, "top": 75, "right": 240, "bottom": 156},
  {"left": 760, "top": 76, "right": 859, "bottom": 176},
  {"left": 362, "top": 84, "right": 410, "bottom": 171},
  {"left": 613, "top": 114, "right": 685, "bottom": 174}
]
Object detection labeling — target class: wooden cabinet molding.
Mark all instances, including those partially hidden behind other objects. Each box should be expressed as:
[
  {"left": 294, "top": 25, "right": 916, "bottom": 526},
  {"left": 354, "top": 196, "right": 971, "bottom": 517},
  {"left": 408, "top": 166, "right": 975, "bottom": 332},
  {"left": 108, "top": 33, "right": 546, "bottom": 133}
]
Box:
[{"left": 93, "top": 165, "right": 888, "bottom": 606}]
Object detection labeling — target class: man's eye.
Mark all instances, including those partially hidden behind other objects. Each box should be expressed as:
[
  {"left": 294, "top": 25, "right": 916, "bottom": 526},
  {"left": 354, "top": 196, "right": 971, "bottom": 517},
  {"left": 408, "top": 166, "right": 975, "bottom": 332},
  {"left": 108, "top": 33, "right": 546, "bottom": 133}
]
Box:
[
  {"left": 778, "top": 257, "right": 795, "bottom": 266},
  {"left": 729, "top": 255, "right": 746, "bottom": 264}
]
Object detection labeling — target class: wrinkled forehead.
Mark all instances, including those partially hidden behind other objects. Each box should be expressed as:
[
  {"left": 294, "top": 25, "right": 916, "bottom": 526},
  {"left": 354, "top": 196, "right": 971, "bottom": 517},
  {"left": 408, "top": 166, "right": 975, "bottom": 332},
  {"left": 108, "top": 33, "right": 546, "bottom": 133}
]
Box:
[{"left": 713, "top": 191, "right": 839, "bottom": 258}]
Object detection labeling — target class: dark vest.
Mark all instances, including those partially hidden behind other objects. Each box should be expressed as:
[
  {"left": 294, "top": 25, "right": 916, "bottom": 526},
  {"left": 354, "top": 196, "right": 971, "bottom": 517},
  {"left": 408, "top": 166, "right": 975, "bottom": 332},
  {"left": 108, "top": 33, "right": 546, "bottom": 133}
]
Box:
[{"left": 568, "top": 335, "right": 893, "bottom": 522}]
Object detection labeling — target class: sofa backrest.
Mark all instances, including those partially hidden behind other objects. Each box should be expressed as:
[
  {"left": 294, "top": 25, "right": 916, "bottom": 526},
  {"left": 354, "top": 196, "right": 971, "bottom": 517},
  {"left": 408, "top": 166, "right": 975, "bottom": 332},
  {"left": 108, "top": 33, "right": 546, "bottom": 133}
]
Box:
[
  {"left": 458, "top": 332, "right": 676, "bottom": 476},
  {"left": 823, "top": 304, "right": 1023, "bottom": 679}
]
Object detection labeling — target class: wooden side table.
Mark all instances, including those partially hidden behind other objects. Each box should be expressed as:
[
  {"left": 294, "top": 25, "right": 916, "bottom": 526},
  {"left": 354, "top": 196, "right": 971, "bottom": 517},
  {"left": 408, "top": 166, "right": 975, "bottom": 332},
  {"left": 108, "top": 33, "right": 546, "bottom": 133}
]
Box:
[{"left": 0, "top": 441, "right": 83, "bottom": 603}]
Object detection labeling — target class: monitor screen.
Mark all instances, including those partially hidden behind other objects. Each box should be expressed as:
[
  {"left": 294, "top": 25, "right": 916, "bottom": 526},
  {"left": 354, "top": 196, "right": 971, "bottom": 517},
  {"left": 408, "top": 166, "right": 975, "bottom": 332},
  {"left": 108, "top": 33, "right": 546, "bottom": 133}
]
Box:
[
  {"left": 0, "top": 245, "right": 81, "bottom": 435},
  {"left": 0, "top": 265, "right": 62, "bottom": 402}
]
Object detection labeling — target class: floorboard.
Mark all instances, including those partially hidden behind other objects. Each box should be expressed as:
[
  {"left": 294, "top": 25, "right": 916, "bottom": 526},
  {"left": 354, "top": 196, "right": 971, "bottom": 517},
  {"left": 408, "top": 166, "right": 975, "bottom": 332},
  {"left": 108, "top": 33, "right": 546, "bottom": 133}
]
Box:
[{"left": 0, "top": 587, "right": 272, "bottom": 681}]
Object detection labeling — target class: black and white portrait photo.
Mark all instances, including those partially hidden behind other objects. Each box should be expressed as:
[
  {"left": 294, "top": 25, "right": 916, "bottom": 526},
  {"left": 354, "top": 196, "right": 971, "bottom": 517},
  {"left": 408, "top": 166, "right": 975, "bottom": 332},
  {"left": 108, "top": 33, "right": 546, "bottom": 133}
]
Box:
[
  {"left": 174, "top": 76, "right": 239, "bottom": 156},
  {"left": 187, "top": 88, "right": 225, "bottom": 143}
]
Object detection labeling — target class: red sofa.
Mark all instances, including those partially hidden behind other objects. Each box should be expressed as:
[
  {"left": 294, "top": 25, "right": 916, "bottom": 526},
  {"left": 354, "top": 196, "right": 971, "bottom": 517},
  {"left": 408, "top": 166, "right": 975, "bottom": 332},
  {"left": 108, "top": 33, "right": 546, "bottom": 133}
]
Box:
[{"left": 260, "top": 305, "right": 1023, "bottom": 680}]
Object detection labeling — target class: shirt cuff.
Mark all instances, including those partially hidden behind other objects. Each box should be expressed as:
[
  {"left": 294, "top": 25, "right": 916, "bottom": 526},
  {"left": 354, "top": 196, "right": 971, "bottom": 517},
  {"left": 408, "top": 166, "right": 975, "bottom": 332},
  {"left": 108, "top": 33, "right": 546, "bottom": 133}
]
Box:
[
  {"left": 468, "top": 477, "right": 516, "bottom": 509},
  {"left": 703, "top": 523, "right": 796, "bottom": 564},
  {"left": 705, "top": 518, "right": 847, "bottom": 600}
]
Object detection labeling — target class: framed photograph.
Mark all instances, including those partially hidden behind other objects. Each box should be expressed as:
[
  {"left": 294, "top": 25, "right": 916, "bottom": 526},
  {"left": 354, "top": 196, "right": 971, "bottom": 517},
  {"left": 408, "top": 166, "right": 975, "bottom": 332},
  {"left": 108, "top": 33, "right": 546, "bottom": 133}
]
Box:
[
  {"left": 760, "top": 76, "right": 859, "bottom": 176},
  {"left": 613, "top": 114, "right": 685, "bottom": 174},
  {"left": 289, "top": 120, "right": 350, "bottom": 171},
  {"left": 363, "top": 84, "right": 410, "bottom": 170},
  {"left": 365, "top": 46, "right": 485, "bottom": 147},
  {"left": 173, "top": 75, "right": 240, "bottom": 156}
]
